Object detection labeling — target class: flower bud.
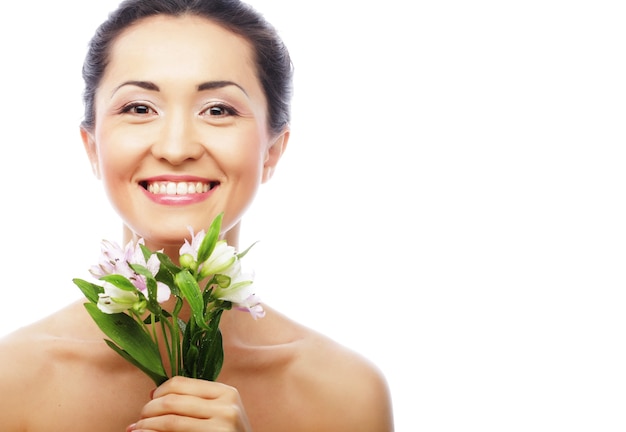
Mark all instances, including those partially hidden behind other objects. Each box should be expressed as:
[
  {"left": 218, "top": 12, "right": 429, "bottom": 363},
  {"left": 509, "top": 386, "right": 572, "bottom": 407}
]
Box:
[
  {"left": 132, "top": 298, "right": 148, "bottom": 315},
  {"left": 179, "top": 253, "right": 197, "bottom": 271}
]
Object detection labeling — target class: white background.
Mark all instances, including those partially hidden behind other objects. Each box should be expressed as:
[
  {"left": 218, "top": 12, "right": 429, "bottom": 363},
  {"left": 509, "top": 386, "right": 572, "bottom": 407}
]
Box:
[{"left": 1, "top": 1, "right": 625, "bottom": 431}]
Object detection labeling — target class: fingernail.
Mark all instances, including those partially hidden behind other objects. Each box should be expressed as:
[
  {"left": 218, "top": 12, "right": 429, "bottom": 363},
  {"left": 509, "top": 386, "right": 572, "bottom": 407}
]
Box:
[{"left": 126, "top": 423, "right": 136, "bottom": 432}]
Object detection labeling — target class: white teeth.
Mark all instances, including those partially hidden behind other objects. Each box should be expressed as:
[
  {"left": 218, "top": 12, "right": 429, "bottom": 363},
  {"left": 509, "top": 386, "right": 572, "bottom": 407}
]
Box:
[{"left": 146, "top": 181, "right": 212, "bottom": 195}]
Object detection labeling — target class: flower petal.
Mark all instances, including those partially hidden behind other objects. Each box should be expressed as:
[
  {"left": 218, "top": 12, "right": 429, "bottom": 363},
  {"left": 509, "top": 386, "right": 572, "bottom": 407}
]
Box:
[
  {"left": 156, "top": 281, "right": 171, "bottom": 303},
  {"left": 97, "top": 282, "right": 141, "bottom": 314},
  {"left": 236, "top": 294, "right": 265, "bottom": 319}
]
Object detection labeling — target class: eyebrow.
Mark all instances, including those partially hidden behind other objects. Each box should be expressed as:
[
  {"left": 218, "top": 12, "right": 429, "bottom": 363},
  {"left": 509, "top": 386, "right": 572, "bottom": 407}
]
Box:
[
  {"left": 111, "top": 80, "right": 159, "bottom": 97},
  {"left": 111, "top": 80, "right": 249, "bottom": 98},
  {"left": 198, "top": 80, "right": 249, "bottom": 97}
]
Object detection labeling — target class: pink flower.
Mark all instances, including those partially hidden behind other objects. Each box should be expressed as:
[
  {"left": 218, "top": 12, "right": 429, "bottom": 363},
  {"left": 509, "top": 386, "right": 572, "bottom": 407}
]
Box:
[
  {"left": 132, "top": 253, "right": 171, "bottom": 304},
  {"left": 89, "top": 239, "right": 133, "bottom": 279},
  {"left": 179, "top": 227, "right": 205, "bottom": 260},
  {"left": 90, "top": 238, "right": 170, "bottom": 305}
]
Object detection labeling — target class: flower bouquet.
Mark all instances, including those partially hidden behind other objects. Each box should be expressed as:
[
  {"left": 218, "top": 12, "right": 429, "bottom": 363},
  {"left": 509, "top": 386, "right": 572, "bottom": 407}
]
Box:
[{"left": 73, "top": 213, "right": 263, "bottom": 385}]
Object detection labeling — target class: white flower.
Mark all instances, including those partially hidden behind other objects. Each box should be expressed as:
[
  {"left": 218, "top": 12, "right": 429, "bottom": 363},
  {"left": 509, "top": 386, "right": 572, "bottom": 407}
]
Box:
[
  {"left": 199, "top": 240, "right": 237, "bottom": 278},
  {"left": 212, "top": 260, "right": 257, "bottom": 303},
  {"left": 97, "top": 282, "right": 145, "bottom": 314},
  {"left": 236, "top": 293, "right": 266, "bottom": 320}
]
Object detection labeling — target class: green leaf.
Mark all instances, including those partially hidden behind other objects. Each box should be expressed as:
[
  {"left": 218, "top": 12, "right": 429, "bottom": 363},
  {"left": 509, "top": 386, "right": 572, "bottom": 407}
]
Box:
[
  {"left": 73, "top": 278, "right": 103, "bottom": 304},
  {"left": 139, "top": 244, "right": 154, "bottom": 262},
  {"left": 182, "top": 316, "right": 195, "bottom": 358},
  {"left": 104, "top": 340, "right": 168, "bottom": 386},
  {"left": 100, "top": 274, "right": 137, "bottom": 291},
  {"left": 175, "top": 271, "right": 210, "bottom": 330},
  {"left": 145, "top": 280, "right": 163, "bottom": 315},
  {"left": 197, "top": 213, "right": 223, "bottom": 263},
  {"left": 129, "top": 263, "right": 153, "bottom": 280},
  {"left": 178, "top": 316, "right": 187, "bottom": 334},
  {"left": 184, "top": 345, "right": 200, "bottom": 377},
  {"left": 84, "top": 303, "right": 167, "bottom": 379},
  {"left": 142, "top": 308, "right": 172, "bottom": 325},
  {"left": 156, "top": 253, "right": 180, "bottom": 296},
  {"left": 127, "top": 264, "right": 162, "bottom": 314},
  {"left": 156, "top": 252, "right": 181, "bottom": 274},
  {"left": 181, "top": 324, "right": 224, "bottom": 381},
  {"left": 198, "top": 327, "right": 224, "bottom": 381},
  {"left": 236, "top": 241, "right": 258, "bottom": 260},
  {"left": 182, "top": 309, "right": 225, "bottom": 381}
]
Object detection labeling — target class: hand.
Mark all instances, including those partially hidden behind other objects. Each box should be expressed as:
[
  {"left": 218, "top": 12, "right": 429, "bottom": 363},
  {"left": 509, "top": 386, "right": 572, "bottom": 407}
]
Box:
[{"left": 127, "top": 376, "right": 252, "bottom": 431}]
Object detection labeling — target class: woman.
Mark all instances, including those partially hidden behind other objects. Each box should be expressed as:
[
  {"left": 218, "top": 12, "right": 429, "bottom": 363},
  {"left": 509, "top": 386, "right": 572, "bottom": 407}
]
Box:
[{"left": 0, "top": 0, "right": 393, "bottom": 431}]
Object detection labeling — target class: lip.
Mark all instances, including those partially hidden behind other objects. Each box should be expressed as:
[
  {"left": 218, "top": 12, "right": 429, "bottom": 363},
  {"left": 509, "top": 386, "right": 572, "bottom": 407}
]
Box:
[
  {"left": 139, "top": 175, "right": 219, "bottom": 206},
  {"left": 141, "top": 174, "right": 213, "bottom": 183}
]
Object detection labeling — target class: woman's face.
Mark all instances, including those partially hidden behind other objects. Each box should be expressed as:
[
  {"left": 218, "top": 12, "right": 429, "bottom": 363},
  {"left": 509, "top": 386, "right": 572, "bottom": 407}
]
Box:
[{"left": 82, "top": 15, "right": 286, "bottom": 249}]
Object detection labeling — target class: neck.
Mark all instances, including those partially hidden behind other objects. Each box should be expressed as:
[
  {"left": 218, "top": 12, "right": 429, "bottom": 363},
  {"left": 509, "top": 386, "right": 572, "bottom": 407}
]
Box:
[{"left": 223, "top": 221, "right": 240, "bottom": 250}]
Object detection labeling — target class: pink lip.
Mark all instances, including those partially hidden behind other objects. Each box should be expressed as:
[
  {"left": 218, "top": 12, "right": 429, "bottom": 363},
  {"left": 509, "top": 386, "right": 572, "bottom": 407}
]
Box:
[
  {"left": 142, "top": 174, "right": 211, "bottom": 182},
  {"left": 139, "top": 175, "right": 218, "bottom": 206},
  {"left": 141, "top": 188, "right": 214, "bottom": 205}
]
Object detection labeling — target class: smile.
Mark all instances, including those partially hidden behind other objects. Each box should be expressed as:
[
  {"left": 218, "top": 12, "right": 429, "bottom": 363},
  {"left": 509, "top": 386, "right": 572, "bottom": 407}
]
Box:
[{"left": 141, "top": 180, "right": 219, "bottom": 195}]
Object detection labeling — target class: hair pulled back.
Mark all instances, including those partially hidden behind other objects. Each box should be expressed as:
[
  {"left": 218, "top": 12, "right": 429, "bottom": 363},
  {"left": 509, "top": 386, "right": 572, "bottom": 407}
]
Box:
[{"left": 81, "top": 0, "right": 293, "bottom": 135}]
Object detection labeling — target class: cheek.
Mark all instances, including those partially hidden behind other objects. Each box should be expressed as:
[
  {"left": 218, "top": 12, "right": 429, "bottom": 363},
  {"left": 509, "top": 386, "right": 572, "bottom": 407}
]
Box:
[
  {"left": 212, "top": 127, "right": 267, "bottom": 177},
  {"left": 96, "top": 126, "right": 143, "bottom": 176}
]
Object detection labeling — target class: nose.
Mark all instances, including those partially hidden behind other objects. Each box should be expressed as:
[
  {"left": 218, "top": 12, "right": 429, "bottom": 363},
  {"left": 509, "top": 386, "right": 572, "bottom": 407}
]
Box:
[{"left": 151, "top": 110, "right": 205, "bottom": 165}]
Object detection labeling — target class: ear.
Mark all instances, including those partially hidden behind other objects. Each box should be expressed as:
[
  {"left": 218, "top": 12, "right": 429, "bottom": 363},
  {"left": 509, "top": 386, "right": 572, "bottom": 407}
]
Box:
[
  {"left": 262, "top": 129, "right": 289, "bottom": 183},
  {"left": 80, "top": 127, "right": 101, "bottom": 179}
]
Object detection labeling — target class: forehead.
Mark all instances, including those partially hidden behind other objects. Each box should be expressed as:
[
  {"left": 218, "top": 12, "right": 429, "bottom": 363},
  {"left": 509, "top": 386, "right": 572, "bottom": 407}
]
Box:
[{"left": 101, "top": 14, "right": 262, "bottom": 97}]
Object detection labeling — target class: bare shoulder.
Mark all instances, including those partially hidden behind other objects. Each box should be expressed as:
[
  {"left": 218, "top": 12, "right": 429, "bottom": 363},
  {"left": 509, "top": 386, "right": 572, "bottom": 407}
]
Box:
[
  {"left": 0, "top": 318, "right": 63, "bottom": 429},
  {"left": 240, "top": 306, "right": 394, "bottom": 432},
  {"left": 0, "top": 301, "right": 152, "bottom": 431},
  {"left": 295, "top": 326, "right": 394, "bottom": 431}
]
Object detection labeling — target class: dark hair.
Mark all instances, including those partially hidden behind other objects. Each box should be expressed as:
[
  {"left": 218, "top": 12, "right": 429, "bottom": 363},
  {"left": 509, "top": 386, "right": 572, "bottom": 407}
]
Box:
[{"left": 81, "top": 0, "right": 293, "bottom": 135}]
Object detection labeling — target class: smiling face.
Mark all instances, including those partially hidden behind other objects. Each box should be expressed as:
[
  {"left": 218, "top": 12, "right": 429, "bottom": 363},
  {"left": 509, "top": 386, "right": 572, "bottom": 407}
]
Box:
[{"left": 81, "top": 15, "right": 287, "bottom": 252}]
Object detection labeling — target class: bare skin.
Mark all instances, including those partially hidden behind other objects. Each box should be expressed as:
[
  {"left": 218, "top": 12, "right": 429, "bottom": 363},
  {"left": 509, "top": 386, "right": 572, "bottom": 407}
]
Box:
[
  {"left": 0, "top": 298, "right": 393, "bottom": 431},
  {"left": 0, "top": 14, "right": 394, "bottom": 431}
]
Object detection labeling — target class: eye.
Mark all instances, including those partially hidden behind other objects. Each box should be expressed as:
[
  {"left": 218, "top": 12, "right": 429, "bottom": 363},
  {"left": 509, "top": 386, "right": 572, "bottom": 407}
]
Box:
[
  {"left": 120, "top": 103, "right": 156, "bottom": 115},
  {"left": 201, "top": 103, "right": 237, "bottom": 118}
]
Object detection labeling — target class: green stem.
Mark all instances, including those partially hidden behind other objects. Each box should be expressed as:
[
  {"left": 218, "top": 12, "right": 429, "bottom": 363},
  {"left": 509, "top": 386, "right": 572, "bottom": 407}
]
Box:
[
  {"left": 131, "top": 310, "right": 151, "bottom": 340},
  {"left": 151, "top": 313, "right": 158, "bottom": 347},
  {"left": 160, "top": 318, "right": 174, "bottom": 377},
  {"left": 174, "top": 297, "right": 184, "bottom": 376}
]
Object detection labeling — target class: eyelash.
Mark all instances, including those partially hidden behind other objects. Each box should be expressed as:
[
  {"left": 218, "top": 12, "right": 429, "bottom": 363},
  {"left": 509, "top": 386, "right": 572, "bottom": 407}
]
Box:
[
  {"left": 118, "top": 102, "right": 238, "bottom": 118},
  {"left": 119, "top": 102, "right": 156, "bottom": 115},
  {"left": 201, "top": 103, "right": 238, "bottom": 117}
]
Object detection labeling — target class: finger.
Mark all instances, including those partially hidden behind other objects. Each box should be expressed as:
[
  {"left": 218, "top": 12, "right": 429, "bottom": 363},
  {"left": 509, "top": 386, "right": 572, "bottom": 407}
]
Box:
[
  {"left": 153, "top": 375, "right": 237, "bottom": 400},
  {"left": 141, "top": 393, "right": 213, "bottom": 419},
  {"left": 131, "top": 411, "right": 246, "bottom": 432},
  {"left": 128, "top": 414, "right": 212, "bottom": 432},
  {"left": 136, "top": 395, "right": 249, "bottom": 430}
]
